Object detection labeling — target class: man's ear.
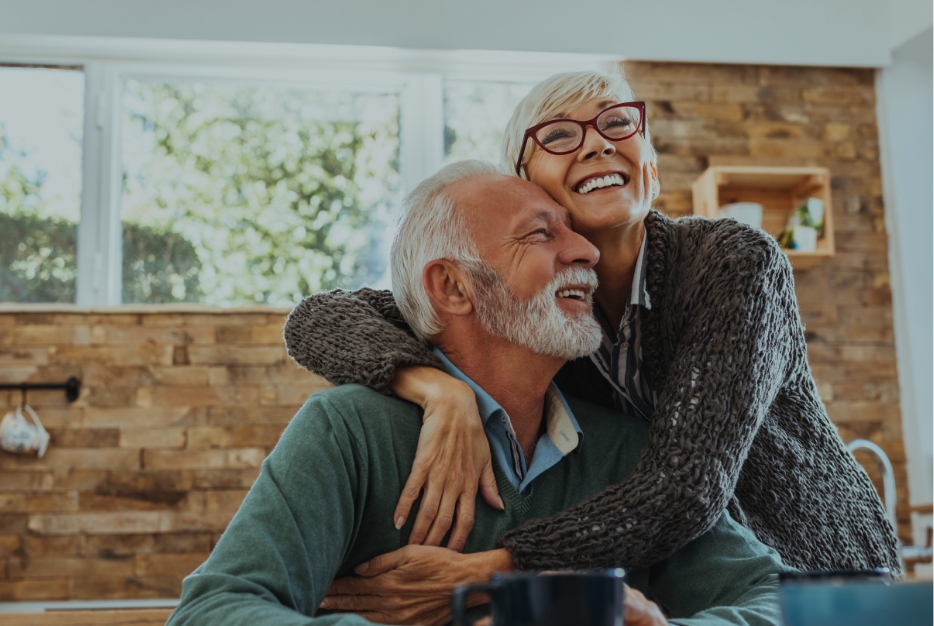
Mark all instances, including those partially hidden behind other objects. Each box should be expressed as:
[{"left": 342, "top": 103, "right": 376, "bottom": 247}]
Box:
[{"left": 423, "top": 260, "right": 473, "bottom": 317}]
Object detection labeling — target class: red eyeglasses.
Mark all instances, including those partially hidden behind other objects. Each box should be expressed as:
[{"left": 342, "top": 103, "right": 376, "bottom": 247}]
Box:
[{"left": 515, "top": 102, "right": 646, "bottom": 176}]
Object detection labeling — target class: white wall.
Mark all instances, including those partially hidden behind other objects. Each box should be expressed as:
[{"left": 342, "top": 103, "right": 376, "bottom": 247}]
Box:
[
  {"left": 886, "top": 0, "right": 934, "bottom": 49},
  {"left": 876, "top": 27, "right": 933, "bottom": 506},
  {"left": 0, "top": 0, "right": 913, "bottom": 68}
]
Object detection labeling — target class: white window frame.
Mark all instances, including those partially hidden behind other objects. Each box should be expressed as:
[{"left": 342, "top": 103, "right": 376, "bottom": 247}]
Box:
[{"left": 0, "top": 35, "right": 615, "bottom": 306}]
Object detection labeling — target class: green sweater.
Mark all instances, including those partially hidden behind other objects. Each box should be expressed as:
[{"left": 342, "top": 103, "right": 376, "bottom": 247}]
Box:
[{"left": 168, "top": 385, "right": 789, "bottom": 626}]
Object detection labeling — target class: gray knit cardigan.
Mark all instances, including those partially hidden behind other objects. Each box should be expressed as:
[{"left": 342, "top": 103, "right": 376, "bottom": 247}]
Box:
[{"left": 283, "top": 210, "right": 900, "bottom": 574}]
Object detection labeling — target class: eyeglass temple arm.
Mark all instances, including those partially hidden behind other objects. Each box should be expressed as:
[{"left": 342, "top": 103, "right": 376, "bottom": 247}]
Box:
[{"left": 515, "top": 134, "right": 532, "bottom": 177}]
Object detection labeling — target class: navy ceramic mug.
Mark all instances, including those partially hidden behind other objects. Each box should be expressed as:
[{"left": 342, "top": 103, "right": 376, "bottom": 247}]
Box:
[{"left": 451, "top": 569, "right": 626, "bottom": 626}]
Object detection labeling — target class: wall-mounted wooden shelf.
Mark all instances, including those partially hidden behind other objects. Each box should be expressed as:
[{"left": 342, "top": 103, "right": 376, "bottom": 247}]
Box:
[{"left": 691, "top": 165, "right": 834, "bottom": 270}]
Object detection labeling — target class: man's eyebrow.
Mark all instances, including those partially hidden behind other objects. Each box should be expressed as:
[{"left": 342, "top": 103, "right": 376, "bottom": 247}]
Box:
[{"left": 512, "top": 209, "right": 566, "bottom": 233}]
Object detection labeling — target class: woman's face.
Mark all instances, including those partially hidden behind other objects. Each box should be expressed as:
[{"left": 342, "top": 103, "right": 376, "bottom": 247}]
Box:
[{"left": 524, "top": 98, "right": 658, "bottom": 236}]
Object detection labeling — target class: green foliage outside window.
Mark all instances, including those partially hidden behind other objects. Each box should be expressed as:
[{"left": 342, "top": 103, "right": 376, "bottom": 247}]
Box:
[
  {"left": 0, "top": 125, "right": 77, "bottom": 302},
  {"left": 121, "top": 82, "right": 401, "bottom": 306},
  {"left": 2, "top": 123, "right": 203, "bottom": 303},
  {"left": 2, "top": 82, "right": 401, "bottom": 306}
]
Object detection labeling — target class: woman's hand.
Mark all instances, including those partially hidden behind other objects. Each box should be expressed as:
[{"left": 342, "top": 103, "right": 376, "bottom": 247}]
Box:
[
  {"left": 623, "top": 584, "right": 668, "bottom": 625},
  {"left": 320, "top": 545, "right": 513, "bottom": 626},
  {"left": 390, "top": 366, "right": 504, "bottom": 551}
]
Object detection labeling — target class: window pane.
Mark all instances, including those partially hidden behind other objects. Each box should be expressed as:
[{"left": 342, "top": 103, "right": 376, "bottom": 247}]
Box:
[
  {"left": 443, "top": 80, "right": 534, "bottom": 166},
  {"left": 121, "top": 81, "right": 400, "bottom": 306},
  {"left": 0, "top": 66, "right": 83, "bottom": 303}
]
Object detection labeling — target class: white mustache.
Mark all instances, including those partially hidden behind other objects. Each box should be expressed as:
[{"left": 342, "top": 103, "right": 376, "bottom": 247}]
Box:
[{"left": 544, "top": 266, "right": 599, "bottom": 301}]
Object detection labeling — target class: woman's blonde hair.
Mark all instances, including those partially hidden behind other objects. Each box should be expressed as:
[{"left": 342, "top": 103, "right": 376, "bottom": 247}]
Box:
[{"left": 500, "top": 69, "right": 655, "bottom": 179}]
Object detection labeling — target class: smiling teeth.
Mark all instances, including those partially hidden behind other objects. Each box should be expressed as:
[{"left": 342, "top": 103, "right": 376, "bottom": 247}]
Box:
[
  {"left": 557, "top": 289, "right": 586, "bottom": 300},
  {"left": 577, "top": 173, "right": 625, "bottom": 194}
]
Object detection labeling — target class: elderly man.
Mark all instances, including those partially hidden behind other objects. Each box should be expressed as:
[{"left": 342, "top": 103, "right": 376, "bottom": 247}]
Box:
[{"left": 168, "top": 161, "right": 789, "bottom": 626}]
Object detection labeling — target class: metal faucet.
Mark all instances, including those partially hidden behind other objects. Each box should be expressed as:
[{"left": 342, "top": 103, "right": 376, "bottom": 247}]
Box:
[
  {"left": 846, "top": 439, "right": 934, "bottom": 568},
  {"left": 847, "top": 439, "right": 897, "bottom": 528}
]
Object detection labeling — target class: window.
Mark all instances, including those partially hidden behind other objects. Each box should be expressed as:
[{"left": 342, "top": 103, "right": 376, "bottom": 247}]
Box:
[
  {"left": 0, "top": 65, "right": 84, "bottom": 302},
  {"left": 0, "top": 41, "right": 608, "bottom": 306},
  {"left": 443, "top": 79, "right": 535, "bottom": 166},
  {"left": 121, "top": 80, "right": 400, "bottom": 306}
]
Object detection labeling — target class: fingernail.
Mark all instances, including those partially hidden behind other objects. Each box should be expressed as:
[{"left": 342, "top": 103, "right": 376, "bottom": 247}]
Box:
[
  {"left": 394, "top": 516, "right": 405, "bottom": 529},
  {"left": 497, "top": 496, "right": 505, "bottom": 510},
  {"left": 355, "top": 562, "right": 369, "bottom": 574},
  {"left": 320, "top": 598, "right": 332, "bottom": 608}
]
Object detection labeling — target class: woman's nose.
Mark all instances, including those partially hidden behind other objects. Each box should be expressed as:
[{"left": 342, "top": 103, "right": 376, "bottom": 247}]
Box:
[{"left": 578, "top": 125, "right": 616, "bottom": 161}]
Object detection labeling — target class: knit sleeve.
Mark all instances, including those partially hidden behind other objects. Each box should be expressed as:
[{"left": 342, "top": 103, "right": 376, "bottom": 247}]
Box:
[
  {"left": 498, "top": 230, "right": 795, "bottom": 571},
  {"left": 283, "top": 288, "right": 443, "bottom": 394}
]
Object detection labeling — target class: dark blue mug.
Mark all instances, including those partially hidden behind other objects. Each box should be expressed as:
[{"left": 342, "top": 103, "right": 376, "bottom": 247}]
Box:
[{"left": 451, "top": 569, "right": 626, "bottom": 626}]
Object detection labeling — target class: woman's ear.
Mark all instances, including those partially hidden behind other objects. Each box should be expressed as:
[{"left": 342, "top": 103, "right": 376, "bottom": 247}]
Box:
[
  {"left": 649, "top": 160, "right": 660, "bottom": 199},
  {"left": 423, "top": 260, "right": 473, "bottom": 317}
]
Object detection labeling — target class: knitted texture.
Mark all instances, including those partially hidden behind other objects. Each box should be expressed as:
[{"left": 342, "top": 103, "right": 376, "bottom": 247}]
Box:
[
  {"left": 282, "top": 210, "right": 900, "bottom": 575},
  {"left": 284, "top": 287, "right": 442, "bottom": 393}
]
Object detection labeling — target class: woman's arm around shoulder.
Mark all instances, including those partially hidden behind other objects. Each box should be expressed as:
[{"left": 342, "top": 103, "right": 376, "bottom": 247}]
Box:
[
  {"left": 284, "top": 287, "right": 502, "bottom": 549},
  {"left": 283, "top": 287, "right": 442, "bottom": 393}
]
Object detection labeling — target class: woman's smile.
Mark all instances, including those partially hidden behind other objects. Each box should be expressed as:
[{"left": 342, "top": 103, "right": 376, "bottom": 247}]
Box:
[{"left": 525, "top": 98, "right": 657, "bottom": 235}]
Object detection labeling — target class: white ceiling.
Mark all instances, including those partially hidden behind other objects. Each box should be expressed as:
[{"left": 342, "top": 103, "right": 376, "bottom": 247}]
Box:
[{"left": 0, "top": 0, "right": 931, "bottom": 67}]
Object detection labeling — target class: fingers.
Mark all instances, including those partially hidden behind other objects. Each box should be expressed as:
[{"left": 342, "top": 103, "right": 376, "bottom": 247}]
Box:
[
  {"left": 394, "top": 460, "right": 429, "bottom": 531},
  {"left": 623, "top": 584, "right": 668, "bottom": 626},
  {"left": 327, "top": 576, "right": 367, "bottom": 596},
  {"left": 321, "top": 593, "right": 450, "bottom": 625},
  {"left": 478, "top": 460, "right": 504, "bottom": 511},
  {"left": 320, "top": 593, "right": 425, "bottom": 614},
  {"left": 408, "top": 475, "right": 444, "bottom": 546},
  {"left": 321, "top": 592, "right": 386, "bottom": 612},
  {"left": 424, "top": 483, "right": 460, "bottom": 547},
  {"left": 446, "top": 489, "right": 477, "bottom": 552},
  {"left": 353, "top": 547, "right": 410, "bottom": 576}
]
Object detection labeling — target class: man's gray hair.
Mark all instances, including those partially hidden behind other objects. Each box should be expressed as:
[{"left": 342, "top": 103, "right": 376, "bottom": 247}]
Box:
[{"left": 391, "top": 160, "right": 500, "bottom": 341}]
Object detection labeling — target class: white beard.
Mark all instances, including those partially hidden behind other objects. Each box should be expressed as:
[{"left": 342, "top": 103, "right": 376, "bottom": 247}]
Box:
[{"left": 466, "top": 262, "right": 602, "bottom": 360}]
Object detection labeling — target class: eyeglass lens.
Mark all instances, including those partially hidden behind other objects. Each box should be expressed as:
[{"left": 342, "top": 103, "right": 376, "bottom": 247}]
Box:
[{"left": 534, "top": 105, "right": 642, "bottom": 154}]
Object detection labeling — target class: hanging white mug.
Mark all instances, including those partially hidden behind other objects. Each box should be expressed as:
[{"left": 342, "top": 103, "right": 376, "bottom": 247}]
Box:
[{"left": 0, "top": 404, "right": 50, "bottom": 458}]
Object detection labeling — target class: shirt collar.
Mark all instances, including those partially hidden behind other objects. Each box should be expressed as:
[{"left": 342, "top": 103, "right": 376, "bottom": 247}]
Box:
[
  {"left": 432, "top": 348, "right": 582, "bottom": 456},
  {"left": 592, "top": 230, "right": 652, "bottom": 336}
]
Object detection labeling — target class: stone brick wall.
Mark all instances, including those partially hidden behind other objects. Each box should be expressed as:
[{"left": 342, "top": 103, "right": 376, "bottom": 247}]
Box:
[
  {"left": 0, "top": 307, "right": 329, "bottom": 600},
  {"left": 0, "top": 60, "right": 908, "bottom": 601}
]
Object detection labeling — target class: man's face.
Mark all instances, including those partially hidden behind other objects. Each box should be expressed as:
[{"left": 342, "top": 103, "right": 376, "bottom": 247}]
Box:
[{"left": 449, "top": 174, "right": 602, "bottom": 359}]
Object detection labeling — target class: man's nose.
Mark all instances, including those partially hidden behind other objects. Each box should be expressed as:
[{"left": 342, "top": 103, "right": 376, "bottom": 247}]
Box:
[
  {"left": 558, "top": 228, "right": 600, "bottom": 269},
  {"left": 578, "top": 125, "right": 616, "bottom": 161}
]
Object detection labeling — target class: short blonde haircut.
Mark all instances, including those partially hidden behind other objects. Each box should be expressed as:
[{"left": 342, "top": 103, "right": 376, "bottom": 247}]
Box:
[{"left": 501, "top": 69, "right": 655, "bottom": 179}]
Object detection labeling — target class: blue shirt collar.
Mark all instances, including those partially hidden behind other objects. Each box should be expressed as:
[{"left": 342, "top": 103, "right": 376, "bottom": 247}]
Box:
[{"left": 432, "top": 347, "right": 584, "bottom": 493}]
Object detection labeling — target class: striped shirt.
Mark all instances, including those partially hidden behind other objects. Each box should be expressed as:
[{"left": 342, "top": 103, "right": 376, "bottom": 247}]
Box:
[{"left": 589, "top": 233, "right": 657, "bottom": 421}]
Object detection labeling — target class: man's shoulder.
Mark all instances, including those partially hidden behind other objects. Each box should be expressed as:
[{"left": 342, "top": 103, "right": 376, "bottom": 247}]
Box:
[
  {"left": 292, "top": 384, "right": 423, "bottom": 442},
  {"left": 307, "top": 383, "right": 402, "bottom": 408}
]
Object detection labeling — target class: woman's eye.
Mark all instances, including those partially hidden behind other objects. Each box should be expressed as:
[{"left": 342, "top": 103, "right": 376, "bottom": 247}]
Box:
[
  {"left": 603, "top": 115, "right": 634, "bottom": 129},
  {"left": 540, "top": 128, "right": 576, "bottom": 145}
]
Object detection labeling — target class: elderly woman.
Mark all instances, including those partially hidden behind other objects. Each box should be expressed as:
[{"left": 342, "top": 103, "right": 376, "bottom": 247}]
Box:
[{"left": 284, "top": 70, "right": 898, "bottom": 603}]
